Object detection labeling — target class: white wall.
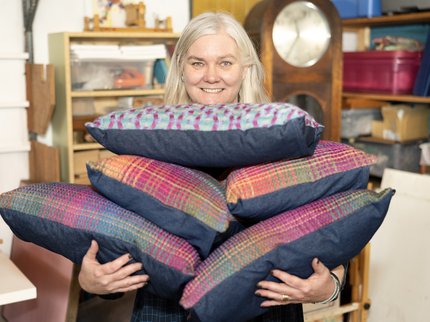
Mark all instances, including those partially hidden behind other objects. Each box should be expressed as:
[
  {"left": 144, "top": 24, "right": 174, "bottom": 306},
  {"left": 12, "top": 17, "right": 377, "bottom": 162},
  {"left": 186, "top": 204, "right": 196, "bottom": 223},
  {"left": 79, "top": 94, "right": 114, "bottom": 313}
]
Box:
[
  {"left": 0, "top": 0, "right": 29, "bottom": 255},
  {"left": 0, "top": 0, "right": 190, "bottom": 254}
]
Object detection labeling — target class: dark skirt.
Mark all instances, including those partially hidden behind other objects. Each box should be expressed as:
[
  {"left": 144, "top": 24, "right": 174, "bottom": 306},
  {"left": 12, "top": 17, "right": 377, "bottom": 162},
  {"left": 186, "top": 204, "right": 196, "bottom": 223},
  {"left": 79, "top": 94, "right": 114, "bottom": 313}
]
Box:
[{"left": 131, "top": 290, "right": 304, "bottom": 322}]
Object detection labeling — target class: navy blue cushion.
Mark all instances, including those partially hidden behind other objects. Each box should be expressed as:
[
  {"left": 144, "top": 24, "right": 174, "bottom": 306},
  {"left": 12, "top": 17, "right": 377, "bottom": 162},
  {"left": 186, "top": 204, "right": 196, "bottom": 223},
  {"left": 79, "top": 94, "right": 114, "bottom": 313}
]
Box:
[
  {"left": 180, "top": 188, "right": 395, "bottom": 322},
  {"left": 0, "top": 182, "right": 201, "bottom": 300},
  {"left": 226, "top": 141, "right": 377, "bottom": 222},
  {"left": 85, "top": 103, "right": 324, "bottom": 167},
  {"left": 86, "top": 154, "right": 243, "bottom": 258}
]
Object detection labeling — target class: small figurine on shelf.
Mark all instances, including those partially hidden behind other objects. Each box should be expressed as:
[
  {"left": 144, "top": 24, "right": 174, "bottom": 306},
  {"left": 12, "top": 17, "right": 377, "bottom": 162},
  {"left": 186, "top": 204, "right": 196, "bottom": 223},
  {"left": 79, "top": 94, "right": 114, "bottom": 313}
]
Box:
[
  {"left": 83, "top": 0, "right": 172, "bottom": 32},
  {"left": 155, "top": 16, "right": 173, "bottom": 32},
  {"left": 125, "top": 2, "right": 146, "bottom": 28},
  {"left": 104, "top": 0, "right": 126, "bottom": 28}
]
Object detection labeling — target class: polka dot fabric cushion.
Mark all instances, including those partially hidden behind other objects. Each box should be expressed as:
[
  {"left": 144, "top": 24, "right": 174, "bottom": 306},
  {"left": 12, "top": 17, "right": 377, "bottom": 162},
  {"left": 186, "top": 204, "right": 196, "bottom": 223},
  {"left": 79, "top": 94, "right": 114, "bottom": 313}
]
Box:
[
  {"left": 87, "top": 155, "right": 243, "bottom": 258},
  {"left": 180, "top": 188, "right": 395, "bottom": 322},
  {"left": 226, "top": 140, "right": 377, "bottom": 222},
  {"left": 85, "top": 102, "right": 324, "bottom": 167},
  {"left": 0, "top": 182, "right": 201, "bottom": 300}
]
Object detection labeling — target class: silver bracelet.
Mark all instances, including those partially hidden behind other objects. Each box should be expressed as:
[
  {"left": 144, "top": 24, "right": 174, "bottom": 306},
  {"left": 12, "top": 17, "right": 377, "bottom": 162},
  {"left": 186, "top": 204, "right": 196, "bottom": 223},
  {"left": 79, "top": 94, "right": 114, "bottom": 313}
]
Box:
[{"left": 318, "top": 272, "right": 341, "bottom": 304}]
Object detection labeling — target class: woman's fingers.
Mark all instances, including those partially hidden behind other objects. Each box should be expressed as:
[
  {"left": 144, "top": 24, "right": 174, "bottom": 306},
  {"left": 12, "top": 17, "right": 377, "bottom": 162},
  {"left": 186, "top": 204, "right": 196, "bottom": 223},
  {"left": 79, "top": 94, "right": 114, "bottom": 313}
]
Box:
[
  {"left": 110, "top": 275, "right": 150, "bottom": 293},
  {"left": 97, "top": 252, "right": 135, "bottom": 276},
  {"left": 255, "top": 287, "right": 300, "bottom": 306},
  {"left": 79, "top": 240, "right": 149, "bottom": 294}
]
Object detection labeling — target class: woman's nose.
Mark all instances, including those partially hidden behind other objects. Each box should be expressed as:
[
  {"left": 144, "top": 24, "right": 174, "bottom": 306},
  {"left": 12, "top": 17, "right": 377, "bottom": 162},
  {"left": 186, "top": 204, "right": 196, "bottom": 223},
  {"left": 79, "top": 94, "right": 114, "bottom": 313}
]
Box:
[{"left": 204, "top": 65, "right": 220, "bottom": 83}]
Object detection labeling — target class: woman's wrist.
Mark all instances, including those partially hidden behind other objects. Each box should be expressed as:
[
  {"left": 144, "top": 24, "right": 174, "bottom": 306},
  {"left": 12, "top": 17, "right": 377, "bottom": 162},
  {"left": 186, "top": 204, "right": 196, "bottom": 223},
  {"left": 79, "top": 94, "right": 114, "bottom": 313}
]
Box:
[{"left": 318, "top": 272, "right": 341, "bottom": 304}]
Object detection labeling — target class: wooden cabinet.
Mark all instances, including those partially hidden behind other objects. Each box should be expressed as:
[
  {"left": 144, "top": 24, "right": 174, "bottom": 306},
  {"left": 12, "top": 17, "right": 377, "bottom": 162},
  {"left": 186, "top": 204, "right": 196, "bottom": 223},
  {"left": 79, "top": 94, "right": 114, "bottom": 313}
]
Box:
[{"left": 48, "top": 32, "right": 179, "bottom": 183}]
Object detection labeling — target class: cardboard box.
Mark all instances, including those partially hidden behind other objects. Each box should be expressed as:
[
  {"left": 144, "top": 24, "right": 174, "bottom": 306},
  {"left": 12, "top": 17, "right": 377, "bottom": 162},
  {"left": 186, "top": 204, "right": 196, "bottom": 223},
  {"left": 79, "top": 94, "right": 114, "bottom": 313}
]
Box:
[
  {"left": 73, "top": 150, "right": 100, "bottom": 175},
  {"left": 381, "top": 105, "right": 429, "bottom": 142},
  {"left": 99, "top": 149, "right": 116, "bottom": 160},
  {"left": 371, "top": 120, "right": 384, "bottom": 139}
]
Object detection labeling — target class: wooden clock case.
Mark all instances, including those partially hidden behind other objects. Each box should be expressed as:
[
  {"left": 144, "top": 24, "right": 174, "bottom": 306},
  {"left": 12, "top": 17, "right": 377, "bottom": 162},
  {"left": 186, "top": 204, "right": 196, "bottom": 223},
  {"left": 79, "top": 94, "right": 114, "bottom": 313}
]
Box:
[{"left": 245, "top": 0, "right": 343, "bottom": 141}]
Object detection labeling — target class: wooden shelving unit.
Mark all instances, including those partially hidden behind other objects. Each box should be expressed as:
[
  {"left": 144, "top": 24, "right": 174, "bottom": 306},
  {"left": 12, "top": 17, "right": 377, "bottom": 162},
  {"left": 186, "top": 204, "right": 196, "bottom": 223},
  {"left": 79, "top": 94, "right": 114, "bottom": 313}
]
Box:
[
  {"left": 342, "top": 12, "right": 430, "bottom": 106},
  {"left": 343, "top": 92, "right": 430, "bottom": 106},
  {"left": 337, "top": 11, "right": 430, "bottom": 322},
  {"left": 343, "top": 11, "right": 430, "bottom": 27},
  {"left": 48, "top": 31, "right": 179, "bottom": 184}
]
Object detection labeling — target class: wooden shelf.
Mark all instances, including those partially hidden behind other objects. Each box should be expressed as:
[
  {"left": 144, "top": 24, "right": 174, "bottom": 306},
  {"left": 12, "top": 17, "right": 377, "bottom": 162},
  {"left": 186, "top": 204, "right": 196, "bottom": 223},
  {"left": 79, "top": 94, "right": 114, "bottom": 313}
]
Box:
[
  {"left": 59, "top": 31, "right": 180, "bottom": 41},
  {"left": 71, "top": 88, "right": 165, "bottom": 98},
  {"left": 343, "top": 11, "right": 430, "bottom": 27},
  {"left": 343, "top": 92, "right": 430, "bottom": 105},
  {"left": 49, "top": 31, "right": 179, "bottom": 183},
  {"left": 73, "top": 143, "right": 104, "bottom": 151}
]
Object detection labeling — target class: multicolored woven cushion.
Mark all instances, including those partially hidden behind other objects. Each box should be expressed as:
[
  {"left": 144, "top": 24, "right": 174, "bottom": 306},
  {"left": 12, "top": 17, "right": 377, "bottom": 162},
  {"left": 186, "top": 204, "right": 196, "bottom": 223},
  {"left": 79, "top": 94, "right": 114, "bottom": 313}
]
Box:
[
  {"left": 180, "top": 188, "right": 395, "bottom": 322},
  {"left": 226, "top": 140, "right": 377, "bottom": 221},
  {"left": 87, "top": 155, "right": 243, "bottom": 258},
  {"left": 85, "top": 103, "right": 324, "bottom": 167},
  {"left": 0, "top": 182, "right": 201, "bottom": 300}
]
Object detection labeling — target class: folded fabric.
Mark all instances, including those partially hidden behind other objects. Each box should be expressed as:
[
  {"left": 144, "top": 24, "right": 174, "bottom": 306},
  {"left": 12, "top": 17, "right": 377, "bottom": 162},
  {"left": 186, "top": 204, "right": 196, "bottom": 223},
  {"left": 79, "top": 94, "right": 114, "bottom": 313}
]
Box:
[
  {"left": 87, "top": 155, "right": 243, "bottom": 258},
  {"left": 226, "top": 140, "right": 377, "bottom": 221},
  {"left": 85, "top": 102, "right": 324, "bottom": 167},
  {"left": 0, "top": 182, "right": 201, "bottom": 300},
  {"left": 180, "top": 188, "right": 395, "bottom": 322}
]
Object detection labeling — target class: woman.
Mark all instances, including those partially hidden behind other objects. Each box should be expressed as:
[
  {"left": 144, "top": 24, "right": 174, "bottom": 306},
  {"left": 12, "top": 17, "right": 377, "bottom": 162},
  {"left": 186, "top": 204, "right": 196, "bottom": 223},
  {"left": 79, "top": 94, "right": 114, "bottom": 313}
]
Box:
[{"left": 78, "top": 12, "right": 345, "bottom": 322}]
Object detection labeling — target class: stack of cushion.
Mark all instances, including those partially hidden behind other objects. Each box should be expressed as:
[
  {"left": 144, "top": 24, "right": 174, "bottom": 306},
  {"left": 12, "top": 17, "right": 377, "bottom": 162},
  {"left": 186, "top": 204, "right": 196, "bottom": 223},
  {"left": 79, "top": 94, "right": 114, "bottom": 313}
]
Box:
[{"left": 0, "top": 103, "right": 394, "bottom": 320}]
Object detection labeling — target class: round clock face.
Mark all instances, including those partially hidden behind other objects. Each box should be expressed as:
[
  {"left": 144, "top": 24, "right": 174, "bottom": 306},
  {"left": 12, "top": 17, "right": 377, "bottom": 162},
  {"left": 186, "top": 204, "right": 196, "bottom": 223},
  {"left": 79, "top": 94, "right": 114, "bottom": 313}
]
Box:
[{"left": 272, "top": 1, "right": 331, "bottom": 67}]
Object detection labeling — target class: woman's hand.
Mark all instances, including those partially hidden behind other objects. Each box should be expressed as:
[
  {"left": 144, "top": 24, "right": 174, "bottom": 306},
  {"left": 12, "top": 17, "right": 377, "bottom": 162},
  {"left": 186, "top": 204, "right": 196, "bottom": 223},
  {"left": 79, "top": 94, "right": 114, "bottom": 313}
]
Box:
[
  {"left": 78, "top": 240, "right": 150, "bottom": 295},
  {"left": 255, "top": 258, "right": 344, "bottom": 307}
]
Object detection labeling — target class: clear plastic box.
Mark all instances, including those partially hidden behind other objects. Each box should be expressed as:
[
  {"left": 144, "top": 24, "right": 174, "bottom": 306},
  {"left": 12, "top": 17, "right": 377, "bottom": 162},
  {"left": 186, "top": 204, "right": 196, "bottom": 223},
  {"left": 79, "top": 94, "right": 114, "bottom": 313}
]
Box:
[
  {"left": 343, "top": 51, "right": 422, "bottom": 94},
  {"left": 344, "top": 138, "right": 423, "bottom": 177},
  {"left": 341, "top": 108, "right": 382, "bottom": 138},
  {"left": 71, "top": 59, "right": 154, "bottom": 91}
]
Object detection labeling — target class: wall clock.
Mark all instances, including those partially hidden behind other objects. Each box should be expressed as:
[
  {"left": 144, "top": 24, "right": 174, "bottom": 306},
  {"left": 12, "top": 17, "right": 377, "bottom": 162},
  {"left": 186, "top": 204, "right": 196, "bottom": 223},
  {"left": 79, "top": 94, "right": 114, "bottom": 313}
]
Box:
[{"left": 245, "top": 0, "right": 342, "bottom": 141}]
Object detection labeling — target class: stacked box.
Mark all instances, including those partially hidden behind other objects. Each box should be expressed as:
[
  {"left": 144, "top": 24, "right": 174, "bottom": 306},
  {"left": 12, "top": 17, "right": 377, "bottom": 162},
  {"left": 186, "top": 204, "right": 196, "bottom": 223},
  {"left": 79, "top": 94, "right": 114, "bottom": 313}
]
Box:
[
  {"left": 345, "top": 138, "right": 422, "bottom": 177},
  {"left": 343, "top": 51, "right": 422, "bottom": 94},
  {"left": 372, "top": 105, "right": 429, "bottom": 142}
]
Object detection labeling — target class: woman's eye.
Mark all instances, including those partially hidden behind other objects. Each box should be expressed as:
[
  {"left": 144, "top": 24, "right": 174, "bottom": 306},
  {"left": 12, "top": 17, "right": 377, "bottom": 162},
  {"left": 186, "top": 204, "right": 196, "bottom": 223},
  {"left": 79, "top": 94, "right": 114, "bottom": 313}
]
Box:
[
  {"left": 191, "top": 61, "right": 204, "bottom": 67},
  {"left": 220, "top": 61, "right": 233, "bottom": 67}
]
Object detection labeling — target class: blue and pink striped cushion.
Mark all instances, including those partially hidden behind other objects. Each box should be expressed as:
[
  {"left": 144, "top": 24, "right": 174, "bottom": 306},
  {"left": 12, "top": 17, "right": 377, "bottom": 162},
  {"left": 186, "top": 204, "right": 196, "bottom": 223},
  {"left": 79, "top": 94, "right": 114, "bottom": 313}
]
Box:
[
  {"left": 180, "top": 188, "right": 395, "bottom": 322},
  {"left": 87, "top": 155, "right": 243, "bottom": 258},
  {"left": 0, "top": 182, "right": 201, "bottom": 300},
  {"left": 226, "top": 140, "right": 377, "bottom": 221},
  {"left": 85, "top": 103, "right": 324, "bottom": 167}
]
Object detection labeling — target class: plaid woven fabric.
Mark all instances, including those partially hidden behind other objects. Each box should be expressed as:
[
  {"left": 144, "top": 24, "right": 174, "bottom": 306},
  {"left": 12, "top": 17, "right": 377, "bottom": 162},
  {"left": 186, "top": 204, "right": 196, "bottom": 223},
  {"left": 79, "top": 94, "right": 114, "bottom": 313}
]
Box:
[
  {"left": 86, "top": 102, "right": 322, "bottom": 131},
  {"left": 226, "top": 140, "right": 377, "bottom": 205},
  {"left": 130, "top": 290, "right": 303, "bottom": 322},
  {"left": 88, "top": 155, "right": 231, "bottom": 232},
  {"left": 0, "top": 182, "right": 200, "bottom": 274},
  {"left": 181, "top": 188, "right": 393, "bottom": 309}
]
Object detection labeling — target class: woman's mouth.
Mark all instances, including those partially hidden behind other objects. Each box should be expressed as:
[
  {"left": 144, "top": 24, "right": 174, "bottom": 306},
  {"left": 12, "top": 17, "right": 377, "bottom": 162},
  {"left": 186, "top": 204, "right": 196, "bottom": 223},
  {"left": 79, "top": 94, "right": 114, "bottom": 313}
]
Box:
[{"left": 201, "top": 88, "right": 223, "bottom": 93}]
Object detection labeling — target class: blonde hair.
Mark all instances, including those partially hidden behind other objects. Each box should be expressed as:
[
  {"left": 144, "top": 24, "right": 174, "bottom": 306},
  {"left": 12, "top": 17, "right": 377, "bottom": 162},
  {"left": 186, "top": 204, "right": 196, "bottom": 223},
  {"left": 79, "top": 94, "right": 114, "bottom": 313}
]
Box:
[{"left": 164, "top": 12, "right": 269, "bottom": 104}]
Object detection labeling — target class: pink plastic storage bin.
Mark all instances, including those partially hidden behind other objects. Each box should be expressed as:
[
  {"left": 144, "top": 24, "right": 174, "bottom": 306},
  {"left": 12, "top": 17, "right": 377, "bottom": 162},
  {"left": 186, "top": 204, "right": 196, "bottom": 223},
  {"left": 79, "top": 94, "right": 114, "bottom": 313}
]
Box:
[{"left": 343, "top": 51, "right": 422, "bottom": 94}]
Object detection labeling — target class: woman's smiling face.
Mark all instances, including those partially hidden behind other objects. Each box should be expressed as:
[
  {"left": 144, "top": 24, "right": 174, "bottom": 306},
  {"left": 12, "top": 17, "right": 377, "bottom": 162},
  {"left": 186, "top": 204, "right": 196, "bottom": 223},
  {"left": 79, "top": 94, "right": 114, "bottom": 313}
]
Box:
[{"left": 183, "top": 32, "right": 247, "bottom": 104}]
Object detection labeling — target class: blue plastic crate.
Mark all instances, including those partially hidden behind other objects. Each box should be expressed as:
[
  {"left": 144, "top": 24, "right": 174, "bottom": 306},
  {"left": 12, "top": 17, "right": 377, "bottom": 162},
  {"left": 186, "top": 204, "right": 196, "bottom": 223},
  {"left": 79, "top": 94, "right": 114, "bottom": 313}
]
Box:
[{"left": 332, "top": 0, "right": 381, "bottom": 18}]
